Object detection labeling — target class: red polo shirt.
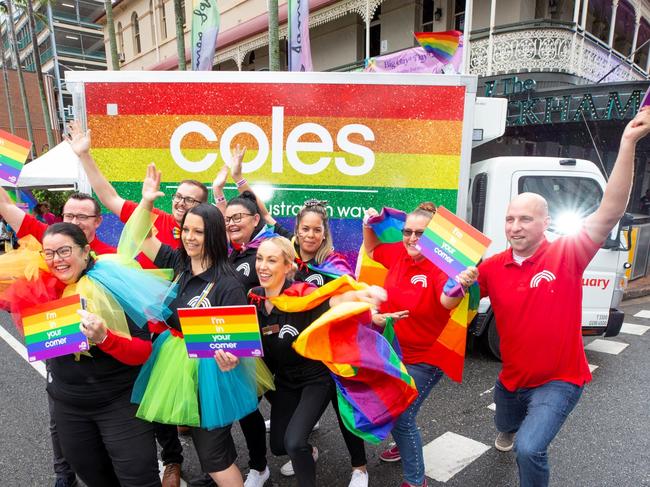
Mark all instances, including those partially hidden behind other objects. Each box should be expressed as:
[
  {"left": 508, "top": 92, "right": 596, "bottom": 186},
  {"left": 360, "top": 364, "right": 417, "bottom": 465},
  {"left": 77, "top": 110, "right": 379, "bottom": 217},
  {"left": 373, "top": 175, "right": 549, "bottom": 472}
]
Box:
[
  {"left": 120, "top": 200, "right": 181, "bottom": 268},
  {"left": 17, "top": 213, "right": 116, "bottom": 255},
  {"left": 478, "top": 229, "right": 601, "bottom": 392},
  {"left": 373, "top": 242, "right": 450, "bottom": 367}
]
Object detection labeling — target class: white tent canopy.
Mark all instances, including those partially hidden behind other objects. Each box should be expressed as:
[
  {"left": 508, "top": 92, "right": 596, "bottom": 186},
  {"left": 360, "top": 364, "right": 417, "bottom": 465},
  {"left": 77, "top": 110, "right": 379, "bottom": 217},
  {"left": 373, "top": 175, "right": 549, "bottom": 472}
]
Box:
[{"left": 16, "top": 141, "right": 90, "bottom": 191}]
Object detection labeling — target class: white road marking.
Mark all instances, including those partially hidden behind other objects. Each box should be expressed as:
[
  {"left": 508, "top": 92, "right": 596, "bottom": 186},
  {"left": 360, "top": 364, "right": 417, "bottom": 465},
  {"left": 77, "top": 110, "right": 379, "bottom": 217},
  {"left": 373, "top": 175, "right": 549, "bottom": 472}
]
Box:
[
  {"left": 588, "top": 364, "right": 599, "bottom": 372},
  {"left": 423, "top": 431, "right": 491, "bottom": 483},
  {"left": 0, "top": 323, "right": 46, "bottom": 378},
  {"left": 584, "top": 339, "right": 629, "bottom": 355},
  {"left": 633, "top": 310, "right": 650, "bottom": 319},
  {"left": 620, "top": 322, "right": 649, "bottom": 336},
  {"left": 487, "top": 403, "right": 496, "bottom": 411},
  {"left": 479, "top": 386, "right": 495, "bottom": 397}
]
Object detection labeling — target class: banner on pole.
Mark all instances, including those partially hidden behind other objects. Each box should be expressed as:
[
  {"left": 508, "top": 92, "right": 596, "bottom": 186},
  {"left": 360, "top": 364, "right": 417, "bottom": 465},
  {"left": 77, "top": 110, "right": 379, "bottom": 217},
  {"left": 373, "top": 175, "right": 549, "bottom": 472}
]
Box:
[
  {"left": 288, "top": 0, "right": 312, "bottom": 71},
  {"left": 191, "top": 0, "right": 220, "bottom": 71}
]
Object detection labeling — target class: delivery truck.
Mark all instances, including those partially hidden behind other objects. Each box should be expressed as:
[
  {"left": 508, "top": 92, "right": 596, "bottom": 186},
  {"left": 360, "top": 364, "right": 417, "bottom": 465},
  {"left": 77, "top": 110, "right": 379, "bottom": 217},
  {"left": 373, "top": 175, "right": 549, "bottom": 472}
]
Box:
[{"left": 65, "top": 71, "right": 627, "bottom": 359}]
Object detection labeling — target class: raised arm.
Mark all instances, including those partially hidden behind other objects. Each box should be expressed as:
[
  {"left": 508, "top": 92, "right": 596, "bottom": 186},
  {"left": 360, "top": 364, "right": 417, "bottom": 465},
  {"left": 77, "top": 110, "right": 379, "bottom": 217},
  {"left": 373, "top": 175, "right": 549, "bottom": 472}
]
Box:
[
  {"left": 66, "top": 121, "right": 126, "bottom": 216},
  {"left": 211, "top": 163, "right": 229, "bottom": 215},
  {"left": 136, "top": 163, "right": 165, "bottom": 261},
  {"left": 584, "top": 107, "right": 650, "bottom": 243},
  {"left": 362, "top": 208, "right": 381, "bottom": 259},
  {"left": 0, "top": 186, "right": 26, "bottom": 232},
  {"left": 231, "top": 145, "right": 276, "bottom": 225}
]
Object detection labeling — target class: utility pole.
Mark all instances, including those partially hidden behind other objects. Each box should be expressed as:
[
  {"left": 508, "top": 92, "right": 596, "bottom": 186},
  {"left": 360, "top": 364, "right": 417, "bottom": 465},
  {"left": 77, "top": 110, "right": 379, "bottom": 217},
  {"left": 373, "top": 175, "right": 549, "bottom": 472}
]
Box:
[{"left": 268, "top": 0, "right": 279, "bottom": 71}]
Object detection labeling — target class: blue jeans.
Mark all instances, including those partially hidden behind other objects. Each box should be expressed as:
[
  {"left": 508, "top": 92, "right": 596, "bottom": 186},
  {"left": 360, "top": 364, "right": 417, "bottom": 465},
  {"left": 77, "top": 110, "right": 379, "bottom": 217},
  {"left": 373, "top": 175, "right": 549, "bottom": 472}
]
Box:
[
  {"left": 494, "top": 379, "right": 583, "bottom": 487},
  {"left": 391, "top": 363, "right": 443, "bottom": 486}
]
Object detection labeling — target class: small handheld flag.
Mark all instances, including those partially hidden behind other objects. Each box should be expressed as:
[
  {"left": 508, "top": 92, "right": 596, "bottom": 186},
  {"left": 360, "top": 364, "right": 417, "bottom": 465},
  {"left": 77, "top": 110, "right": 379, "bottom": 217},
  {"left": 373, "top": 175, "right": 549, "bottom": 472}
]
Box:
[{"left": 0, "top": 129, "right": 32, "bottom": 186}]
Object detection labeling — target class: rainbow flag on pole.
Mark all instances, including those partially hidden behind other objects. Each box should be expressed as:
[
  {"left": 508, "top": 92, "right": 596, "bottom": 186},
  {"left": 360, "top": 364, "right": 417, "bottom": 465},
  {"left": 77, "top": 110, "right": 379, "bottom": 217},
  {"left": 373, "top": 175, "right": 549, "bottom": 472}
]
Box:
[
  {"left": 22, "top": 294, "right": 89, "bottom": 362},
  {"left": 0, "top": 129, "right": 32, "bottom": 186},
  {"left": 416, "top": 205, "right": 491, "bottom": 279},
  {"left": 414, "top": 30, "right": 462, "bottom": 64}
]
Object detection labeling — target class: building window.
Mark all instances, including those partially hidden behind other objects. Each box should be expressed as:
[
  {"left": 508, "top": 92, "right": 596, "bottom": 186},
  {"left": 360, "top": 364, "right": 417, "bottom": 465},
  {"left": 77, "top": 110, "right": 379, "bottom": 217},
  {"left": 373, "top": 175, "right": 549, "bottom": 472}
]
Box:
[
  {"left": 454, "top": 0, "right": 465, "bottom": 31},
  {"left": 364, "top": 6, "right": 381, "bottom": 57},
  {"left": 132, "top": 12, "right": 141, "bottom": 54},
  {"left": 158, "top": 0, "right": 167, "bottom": 39},
  {"left": 117, "top": 22, "right": 124, "bottom": 55}
]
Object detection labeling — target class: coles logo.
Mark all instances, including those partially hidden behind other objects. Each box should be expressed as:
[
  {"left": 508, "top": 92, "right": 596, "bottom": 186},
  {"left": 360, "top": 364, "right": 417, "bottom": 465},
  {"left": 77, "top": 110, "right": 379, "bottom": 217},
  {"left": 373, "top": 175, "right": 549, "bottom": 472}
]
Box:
[
  {"left": 170, "top": 106, "right": 375, "bottom": 175},
  {"left": 529, "top": 270, "right": 556, "bottom": 288}
]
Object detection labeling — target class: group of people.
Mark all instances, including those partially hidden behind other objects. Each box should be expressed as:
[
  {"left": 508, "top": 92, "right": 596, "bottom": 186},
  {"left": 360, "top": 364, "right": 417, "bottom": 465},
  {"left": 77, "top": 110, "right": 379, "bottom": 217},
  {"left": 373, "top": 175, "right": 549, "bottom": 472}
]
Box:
[{"left": 0, "top": 107, "right": 648, "bottom": 487}]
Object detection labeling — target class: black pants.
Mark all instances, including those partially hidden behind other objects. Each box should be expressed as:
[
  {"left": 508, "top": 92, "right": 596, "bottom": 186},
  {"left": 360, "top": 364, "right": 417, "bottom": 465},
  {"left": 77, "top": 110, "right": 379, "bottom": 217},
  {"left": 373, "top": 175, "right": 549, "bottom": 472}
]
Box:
[
  {"left": 47, "top": 388, "right": 76, "bottom": 480},
  {"left": 270, "top": 380, "right": 332, "bottom": 487},
  {"left": 52, "top": 392, "right": 160, "bottom": 487},
  {"left": 331, "top": 387, "right": 367, "bottom": 467},
  {"left": 238, "top": 408, "right": 268, "bottom": 471}
]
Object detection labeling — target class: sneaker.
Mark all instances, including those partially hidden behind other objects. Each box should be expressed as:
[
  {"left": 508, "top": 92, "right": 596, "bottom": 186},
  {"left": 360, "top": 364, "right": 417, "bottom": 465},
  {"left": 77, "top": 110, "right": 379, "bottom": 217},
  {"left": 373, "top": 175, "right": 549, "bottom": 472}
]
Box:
[
  {"left": 280, "top": 447, "right": 318, "bottom": 477},
  {"left": 494, "top": 431, "right": 515, "bottom": 452},
  {"left": 244, "top": 466, "right": 270, "bottom": 487},
  {"left": 349, "top": 469, "right": 369, "bottom": 487},
  {"left": 379, "top": 444, "right": 401, "bottom": 462},
  {"left": 54, "top": 476, "right": 78, "bottom": 487},
  {"left": 162, "top": 463, "right": 182, "bottom": 487},
  {"left": 265, "top": 419, "right": 271, "bottom": 433}
]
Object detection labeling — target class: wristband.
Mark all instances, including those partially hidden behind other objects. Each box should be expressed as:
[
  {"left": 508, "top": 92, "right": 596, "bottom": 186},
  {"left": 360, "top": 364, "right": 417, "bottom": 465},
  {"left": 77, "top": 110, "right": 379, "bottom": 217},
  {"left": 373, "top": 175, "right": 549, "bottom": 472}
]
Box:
[
  {"left": 96, "top": 331, "right": 108, "bottom": 345},
  {"left": 443, "top": 278, "right": 466, "bottom": 297},
  {"left": 236, "top": 178, "right": 247, "bottom": 188},
  {"left": 214, "top": 195, "right": 226, "bottom": 204}
]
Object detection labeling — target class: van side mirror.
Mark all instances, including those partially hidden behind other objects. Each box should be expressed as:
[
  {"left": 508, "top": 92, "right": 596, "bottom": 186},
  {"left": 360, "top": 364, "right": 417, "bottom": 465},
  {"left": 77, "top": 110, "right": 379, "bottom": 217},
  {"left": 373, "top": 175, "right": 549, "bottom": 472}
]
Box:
[{"left": 603, "top": 212, "right": 633, "bottom": 250}]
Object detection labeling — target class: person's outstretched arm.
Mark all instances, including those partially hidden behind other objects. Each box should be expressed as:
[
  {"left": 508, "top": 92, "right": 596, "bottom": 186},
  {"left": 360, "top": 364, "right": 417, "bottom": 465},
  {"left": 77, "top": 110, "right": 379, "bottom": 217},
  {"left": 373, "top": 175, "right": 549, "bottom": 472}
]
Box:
[
  {"left": 584, "top": 107, "right": 650, "bottom": 243},
  {"left": 362, "top": 208, "right": 381, "bottom": 259},
  {"left": 230, "top": 145, "right": 276, "bottom": 225},
  {"left": 0, "top": 187, "right": 26, "bottom": 233},
  {"left": 136, "top": 163, "right": 165, "bottom": 261},
  {"left": 66, "top": 121, "right": 126, "bottom": 216}
]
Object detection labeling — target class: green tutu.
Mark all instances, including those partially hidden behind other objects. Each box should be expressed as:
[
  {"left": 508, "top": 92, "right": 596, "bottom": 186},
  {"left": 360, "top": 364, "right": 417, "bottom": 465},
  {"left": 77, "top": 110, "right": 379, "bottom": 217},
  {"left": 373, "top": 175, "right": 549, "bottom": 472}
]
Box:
[{"left": 132, "top": 330, "right": 264, "bottom": 430}]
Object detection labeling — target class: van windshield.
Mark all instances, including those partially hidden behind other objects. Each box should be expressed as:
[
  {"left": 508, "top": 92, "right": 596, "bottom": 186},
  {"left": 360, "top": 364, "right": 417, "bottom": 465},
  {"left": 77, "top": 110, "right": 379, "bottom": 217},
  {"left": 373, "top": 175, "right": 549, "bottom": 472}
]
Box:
[{"left": 518, "top": 176, "right": 603, "bottom": 235}]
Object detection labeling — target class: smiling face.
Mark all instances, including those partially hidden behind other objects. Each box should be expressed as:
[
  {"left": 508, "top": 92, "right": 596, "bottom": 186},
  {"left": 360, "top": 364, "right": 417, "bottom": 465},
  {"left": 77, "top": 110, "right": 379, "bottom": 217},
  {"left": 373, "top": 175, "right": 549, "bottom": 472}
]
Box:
[
  {"left": 297, "top": 211, "right": 326, "bottom": 260},
  {"left": 402, "top": 214, "right": 430, "bottom": 260},
  {"left": 42, "top": 233, "right": 90, "bottom": 284},
  {"left": 182, "top": 212, "right": 206, "bottom": 262},
  {"left": 62, "top": 198, "right": 101, "bottom": 243},
  {"left": 225, "top": 203, "right": 260, "bottom": 245},
  {"left": 172, "top": 182, "right": 205, "bottom": 224},
  {"left": 256, "top": 240, "right": 293, "bottom": 290},
  {"left": 505, "top": 193, "right": 550, "bottom": 258}
]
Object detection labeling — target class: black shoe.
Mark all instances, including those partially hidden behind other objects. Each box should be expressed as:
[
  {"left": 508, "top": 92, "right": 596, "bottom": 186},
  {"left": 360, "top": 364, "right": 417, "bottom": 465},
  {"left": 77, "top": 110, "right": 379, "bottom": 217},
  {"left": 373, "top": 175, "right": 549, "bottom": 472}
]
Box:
[
  {"left": 54, "top": 476, "right": 78, "bottom": 487},
  {"left": 188, "top": 472, "right": 217, "bottom": 487}
]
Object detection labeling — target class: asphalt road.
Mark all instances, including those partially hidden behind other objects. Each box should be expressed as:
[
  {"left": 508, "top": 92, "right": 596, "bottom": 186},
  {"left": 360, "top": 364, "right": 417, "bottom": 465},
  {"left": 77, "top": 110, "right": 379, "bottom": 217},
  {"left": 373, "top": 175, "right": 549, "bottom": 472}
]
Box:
[{"left": 1, "top": 297, "right": 648, "bottom": 487}]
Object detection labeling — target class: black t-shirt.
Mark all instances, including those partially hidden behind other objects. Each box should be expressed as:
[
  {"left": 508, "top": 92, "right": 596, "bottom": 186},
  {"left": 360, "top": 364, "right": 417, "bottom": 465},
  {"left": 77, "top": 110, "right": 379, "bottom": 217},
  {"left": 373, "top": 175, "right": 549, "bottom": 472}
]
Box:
[
  {"left": 230, "top": 222, "right": 293, "bottom": 291},
  {"left": 47, "top": 265, "right": 152, "bottom": 407},
  {"left": 155, "top": 244, "right": 247, "bottom": 331},
  {"left": 251, "top": 281, "right": 330, "bottom": 387}
]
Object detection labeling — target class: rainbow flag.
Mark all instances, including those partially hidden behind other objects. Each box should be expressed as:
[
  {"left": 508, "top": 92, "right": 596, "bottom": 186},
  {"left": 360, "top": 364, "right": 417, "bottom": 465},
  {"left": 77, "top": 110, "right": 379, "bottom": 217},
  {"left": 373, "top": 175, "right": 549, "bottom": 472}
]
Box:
[
  {"left": 293, "top": 301, "right": 417, "bottom": 443},
  {"left": 7, "top": 188, "right": 37, "bottom": 211},
  {"left": 22, "top": 294, "right": 89, "bottom": 362},
  {"left": 178, "top": 305, "right": 263, "bottom": 358},
  {"left": 355, "top": 245, "right": 389, "bottom": 287},
  {"left": 297, "top": 248, "right": 353, "bottom": 280},
  {"left": 0, "top": 129, "right": 32, "bottom": 186},
  {"left": 367, "top": 207, "right": 406, "bottom": 242},
  {"left": 416, "top": 206, "right": 491, "bottom": 279},
  {"left": 414, "top": 31, "right": 462, "bottom": 64}
]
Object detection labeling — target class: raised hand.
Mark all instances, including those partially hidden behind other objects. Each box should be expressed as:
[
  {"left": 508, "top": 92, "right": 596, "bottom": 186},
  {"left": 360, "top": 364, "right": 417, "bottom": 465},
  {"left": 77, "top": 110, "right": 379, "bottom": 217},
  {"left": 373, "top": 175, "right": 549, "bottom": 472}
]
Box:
[
  {"left": 622, "top": 106, "right": 650, "bottom": 143},
  {"left": 65, "top": 120, "right": 91, "bottom": 156},
  {"left": 142, "top": 163, "right": 165, "bottom": 204},
  {"left": 231, "top": 144, "right": 246, "bottom": 180},
  {"left": 212, "top": 164, "right": 229, "bottom": 191}
]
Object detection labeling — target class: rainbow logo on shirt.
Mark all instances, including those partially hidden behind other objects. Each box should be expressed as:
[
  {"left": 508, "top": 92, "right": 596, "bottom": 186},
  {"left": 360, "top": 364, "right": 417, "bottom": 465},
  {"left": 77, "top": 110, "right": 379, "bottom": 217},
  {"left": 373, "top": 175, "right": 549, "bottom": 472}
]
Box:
[
  {"left": 22, "top": 294, "right": 89, "bottom": 362},
  {"left": 0, "top": 129, "right": 31, "bottom": 186},
  {"left": 178, "top": 304, "right": 263, "bottom": 358}
]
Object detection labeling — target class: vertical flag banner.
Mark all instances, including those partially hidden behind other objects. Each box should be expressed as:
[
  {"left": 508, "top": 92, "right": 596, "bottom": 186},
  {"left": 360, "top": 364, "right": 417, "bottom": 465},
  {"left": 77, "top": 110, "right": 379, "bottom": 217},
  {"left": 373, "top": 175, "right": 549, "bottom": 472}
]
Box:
[
  {"left": 416, "top": 205, "right": 491, "bottom": 278},
  {"left": 178, "top": 305, "right": 263, "bottom": 358},
  {"left": 22, "top": 294, "right": 89, "bottom": 362},
  {"left": 191, "top": 0, "right": 220, "bottom": 71},
  {"left": 288, "top": 0, "right": 312, "bottom": 71},
  {"left": 0, "top": 129, "right": 32, "bottom": 186}
]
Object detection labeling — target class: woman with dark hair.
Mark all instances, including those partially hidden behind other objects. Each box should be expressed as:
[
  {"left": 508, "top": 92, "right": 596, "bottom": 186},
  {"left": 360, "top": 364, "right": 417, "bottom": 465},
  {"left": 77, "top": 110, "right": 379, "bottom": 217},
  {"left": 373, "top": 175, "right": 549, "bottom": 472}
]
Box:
[
  {"left": 363, "top": 202, "right": 478, "bottom": 487},
  {"left": 131, "top": 164, "right": 264, "bottom": 487},
  {"left": 0, "top": 221, "right": 173, "bottom": 487}
]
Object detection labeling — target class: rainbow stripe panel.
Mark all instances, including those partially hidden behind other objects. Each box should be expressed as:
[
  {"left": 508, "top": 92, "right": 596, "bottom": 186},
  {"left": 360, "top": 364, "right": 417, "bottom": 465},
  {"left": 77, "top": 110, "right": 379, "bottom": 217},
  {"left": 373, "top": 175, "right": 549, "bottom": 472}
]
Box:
[
  {"left": 178, "top": 305, "right": 263, "bottom": 358},
  {"left": 414, "top": 31, "right": 462, "bottom": 64},
  {"left": 22, "top": 294, "right": 89, "bottom": 362},
  {"left": 83, "top": 80, "right": 467, "bottom": 262},
  {"left": 0, "top": 129, "right": 31, "bottom": 186},
  {"left": 417, "top": 206, "right": 492, "bottom": 278}
]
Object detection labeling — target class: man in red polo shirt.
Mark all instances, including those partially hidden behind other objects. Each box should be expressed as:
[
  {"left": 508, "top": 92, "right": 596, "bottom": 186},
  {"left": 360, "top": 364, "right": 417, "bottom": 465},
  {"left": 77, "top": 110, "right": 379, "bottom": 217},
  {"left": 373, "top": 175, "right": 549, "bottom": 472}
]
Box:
[
  {"left": 478, "top": 107, "right": 650, "bottom": 487},
  {"left": 0, "top": 188, "right": 115, "bottom": 255}
]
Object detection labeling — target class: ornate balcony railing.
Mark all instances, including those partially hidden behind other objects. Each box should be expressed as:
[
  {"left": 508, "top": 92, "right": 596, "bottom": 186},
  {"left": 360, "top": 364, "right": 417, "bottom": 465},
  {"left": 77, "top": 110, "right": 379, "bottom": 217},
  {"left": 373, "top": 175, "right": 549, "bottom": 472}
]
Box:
[{"left": 469, "top": 21, "right": 648, "bottom": 83}]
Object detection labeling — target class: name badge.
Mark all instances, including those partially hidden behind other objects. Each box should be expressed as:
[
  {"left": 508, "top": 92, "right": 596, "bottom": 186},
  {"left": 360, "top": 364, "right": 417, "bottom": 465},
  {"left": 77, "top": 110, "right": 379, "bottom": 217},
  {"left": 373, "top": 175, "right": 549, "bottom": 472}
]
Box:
[{"left": 261, "top": 324, "right": 280, "bottom": 336}]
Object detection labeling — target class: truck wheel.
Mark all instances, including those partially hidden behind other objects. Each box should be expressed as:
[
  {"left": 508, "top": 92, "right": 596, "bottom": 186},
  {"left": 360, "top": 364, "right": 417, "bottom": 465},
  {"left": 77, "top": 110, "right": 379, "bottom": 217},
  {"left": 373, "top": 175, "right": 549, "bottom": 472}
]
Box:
[{"left": 487, "top": 320, "right": 501, "bottom": 360}]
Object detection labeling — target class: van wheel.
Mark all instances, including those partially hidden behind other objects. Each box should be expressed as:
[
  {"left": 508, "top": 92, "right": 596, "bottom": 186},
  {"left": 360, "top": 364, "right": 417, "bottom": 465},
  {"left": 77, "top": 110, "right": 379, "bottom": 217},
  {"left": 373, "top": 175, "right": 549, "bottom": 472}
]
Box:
[{"left": 487, "top": 320, "right": 501, "bottom": 360}]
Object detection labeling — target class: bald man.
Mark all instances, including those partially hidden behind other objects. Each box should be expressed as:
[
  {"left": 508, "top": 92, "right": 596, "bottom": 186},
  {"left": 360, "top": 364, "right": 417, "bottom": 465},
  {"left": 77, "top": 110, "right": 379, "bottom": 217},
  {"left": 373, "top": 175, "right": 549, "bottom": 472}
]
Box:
[{"left": 477, "top": 107, "right": 650, "bottom": 487}]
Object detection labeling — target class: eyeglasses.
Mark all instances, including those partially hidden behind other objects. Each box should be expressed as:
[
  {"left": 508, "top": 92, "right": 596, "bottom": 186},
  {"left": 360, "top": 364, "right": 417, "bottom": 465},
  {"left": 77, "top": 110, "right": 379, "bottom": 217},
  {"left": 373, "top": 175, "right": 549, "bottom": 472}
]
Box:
[
  {"left": 402, "top": 229, "right": 424, "bottom": 238},
  {"left": 62, "top": 213, "right": 97, "bottom": 222},
  {"left": 40, "top": 245, "right": 79, "bottom": 261},
  {"left": 173, "top": 193, "right": 201, "bottom": 206},
  {"left": 225, "top": 212, "right": 253, "bottom": 224}
]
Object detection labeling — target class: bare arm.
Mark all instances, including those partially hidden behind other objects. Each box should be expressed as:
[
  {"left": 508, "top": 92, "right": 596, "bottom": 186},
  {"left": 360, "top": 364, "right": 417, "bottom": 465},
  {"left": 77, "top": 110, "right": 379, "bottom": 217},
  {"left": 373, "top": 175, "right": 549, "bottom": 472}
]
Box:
[
  {"left": 66, "top": 121, "right": 126, "bottom": 216},
  {"left": 584, "top": 107, "right": 650, "bottom": 243},
  {"left": 211, "top": 164, "right": 228, "bottom": 215},
  {"left": 231, "top": 145, "right": 276, "bottom": 225},
  {"left": 439, "top": 267, "right": 478, "bottom": 310},
  {"left": 0, "top": 186, "right": 26, "bottom": 232},
  {"left": 362, "top": 208, "right": 381, "bottom": 259},
  {"left": 137, "top": 163, "right": 164, "bottom": 261}
]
